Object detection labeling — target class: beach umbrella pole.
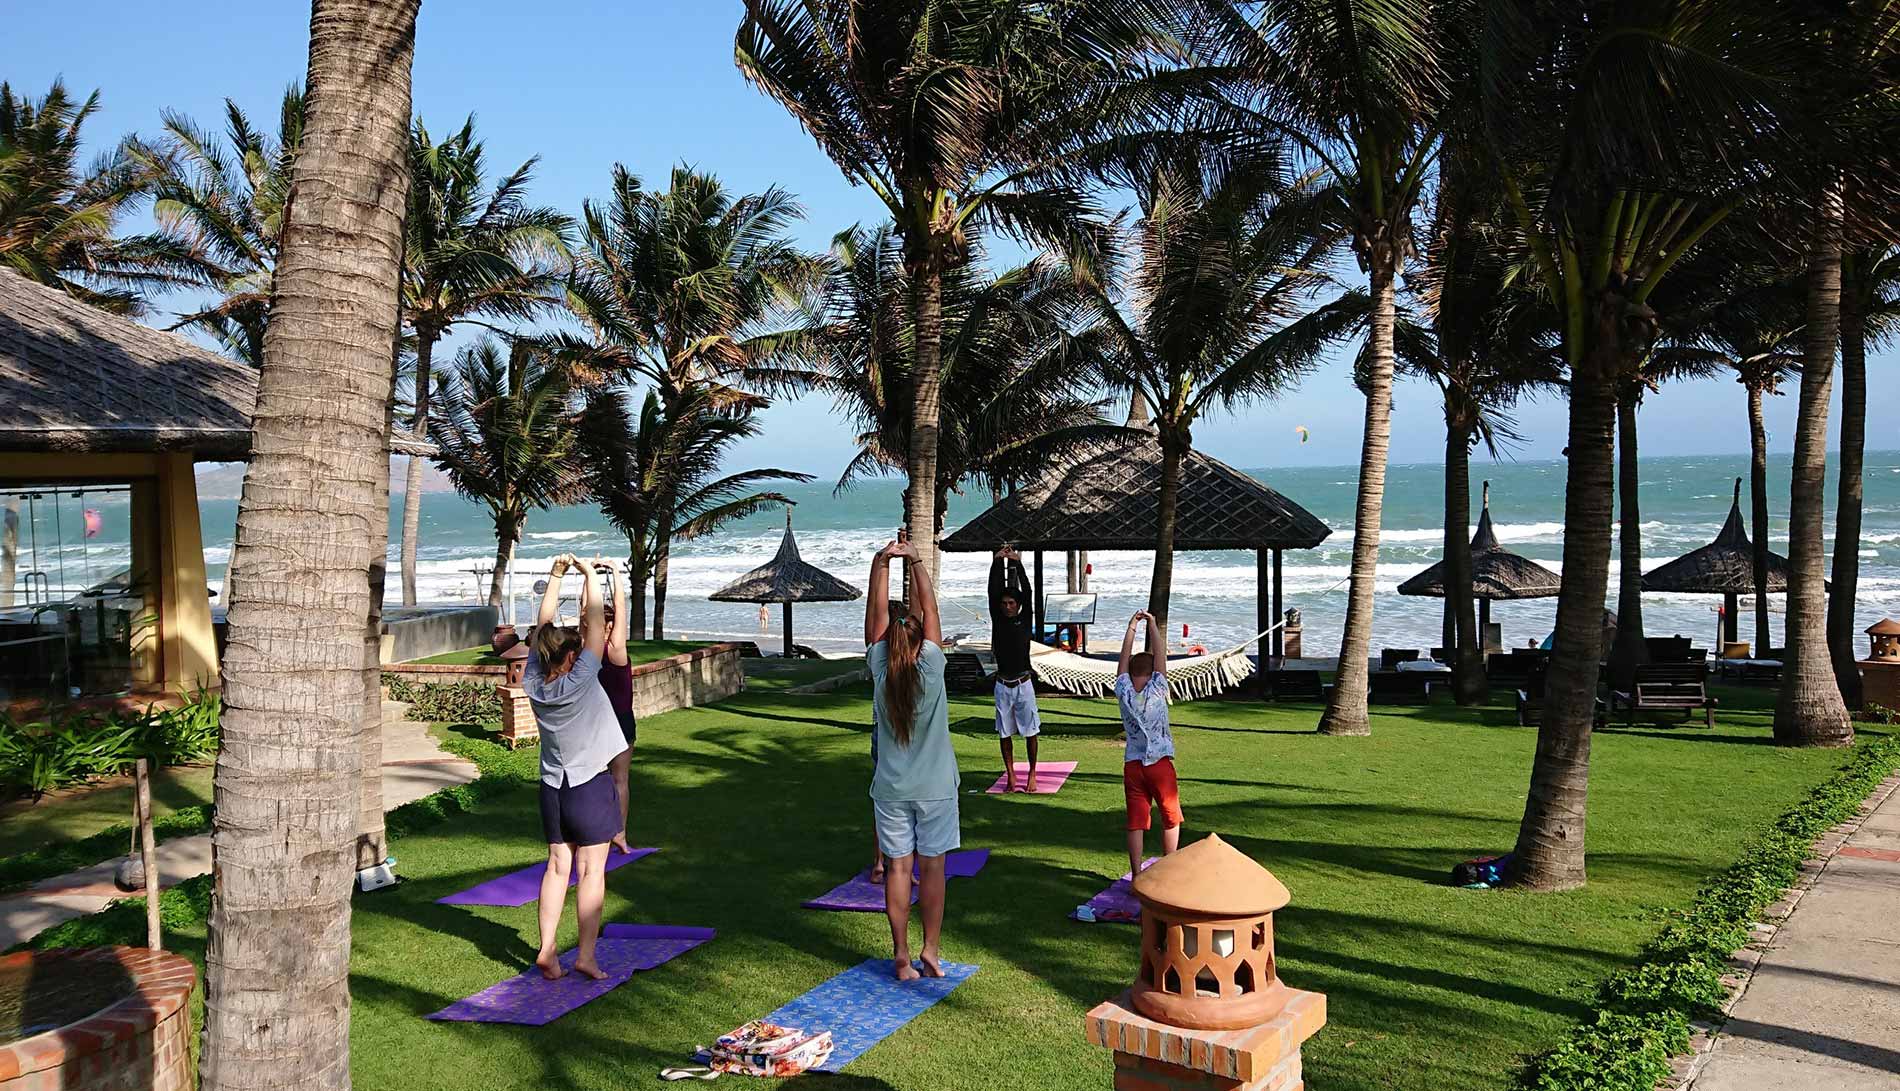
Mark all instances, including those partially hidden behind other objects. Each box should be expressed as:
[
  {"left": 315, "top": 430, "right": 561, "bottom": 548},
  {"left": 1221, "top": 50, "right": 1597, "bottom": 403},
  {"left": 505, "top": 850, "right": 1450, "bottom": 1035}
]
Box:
[{"left": 784, "top": 601, "right": 794, "bottom": 658}]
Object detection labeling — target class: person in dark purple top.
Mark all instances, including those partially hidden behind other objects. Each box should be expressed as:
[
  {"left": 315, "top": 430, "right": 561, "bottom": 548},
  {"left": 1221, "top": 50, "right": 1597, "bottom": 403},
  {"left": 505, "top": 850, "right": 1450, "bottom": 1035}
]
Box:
[{"left": 594, "top": 560, "right": 636, "bottom": 855}]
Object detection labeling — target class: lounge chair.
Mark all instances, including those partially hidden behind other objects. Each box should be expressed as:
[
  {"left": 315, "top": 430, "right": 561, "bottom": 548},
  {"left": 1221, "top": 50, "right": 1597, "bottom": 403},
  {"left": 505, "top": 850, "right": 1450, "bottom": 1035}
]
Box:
[
  {"left": 1610, "top": 663, "right": 1717, "bottom": 727},
  {"left": 1380, "top": 648, "right": 1422, "bottom": 671},
  {"left": 943, "top": 651, "right": 993, "bottom": 695},
  {"left": 1488, "top": 649, "right": 1549, "bottom": 687},
  {"left": 1369, "top": 670, "right": 1432, "bottom": 704},
  {"left": 1263, "top": 668, "right": 1326, "bottom": 701}
]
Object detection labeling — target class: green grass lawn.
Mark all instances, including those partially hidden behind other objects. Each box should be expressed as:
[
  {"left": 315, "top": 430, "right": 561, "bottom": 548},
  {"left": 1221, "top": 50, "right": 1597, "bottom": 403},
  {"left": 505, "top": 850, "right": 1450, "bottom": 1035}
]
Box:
[
  {"left": 0, "top": 764, "right": 214, "bottom": 859},
  {"left": 408, "top": 639, "right": 709, "bottom": 667},
  {"left": 741, "top": 654, "right": 869, "bottom": 691},
  {"left": 34, "top": 683, "right": 1887, "bottom": 1090}
]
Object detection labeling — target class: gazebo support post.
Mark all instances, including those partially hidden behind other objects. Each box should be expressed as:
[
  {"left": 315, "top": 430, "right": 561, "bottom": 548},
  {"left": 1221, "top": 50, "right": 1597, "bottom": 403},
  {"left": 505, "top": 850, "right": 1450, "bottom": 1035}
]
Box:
[
  {"left": 1479, "top": 596, "right": 1492, "bottom": 651},
  {"left": 783, "top": 601, "right": 794, "bottom": 658},
  {"left": 1256, "top": 549, "right": 1271, "bottom": 662},
  {"left": 1034, "top": 550, "right": 1046, "bottom": 638},
  {"left": 1272, "top": 549, "right": 1284, "bottom": 660},
  {"left": 1723, "top": 591, "right": 1738, "bottom": 647}
]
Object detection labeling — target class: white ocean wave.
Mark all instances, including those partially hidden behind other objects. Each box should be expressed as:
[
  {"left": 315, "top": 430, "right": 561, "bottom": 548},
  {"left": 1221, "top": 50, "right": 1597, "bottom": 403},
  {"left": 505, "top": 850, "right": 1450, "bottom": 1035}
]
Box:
[{"left": 526, "top": 531, "right": 594, "bottom": 542}]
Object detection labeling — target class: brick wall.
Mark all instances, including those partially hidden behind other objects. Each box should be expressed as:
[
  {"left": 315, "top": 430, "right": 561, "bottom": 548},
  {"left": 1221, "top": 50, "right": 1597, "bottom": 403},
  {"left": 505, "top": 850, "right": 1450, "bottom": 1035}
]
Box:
[{"left": 0, "top": 947, "right": 195, "bottom": 1091}]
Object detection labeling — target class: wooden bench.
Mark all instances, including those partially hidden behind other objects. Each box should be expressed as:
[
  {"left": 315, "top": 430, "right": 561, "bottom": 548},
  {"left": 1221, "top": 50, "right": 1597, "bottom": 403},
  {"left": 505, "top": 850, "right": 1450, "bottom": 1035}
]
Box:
[
  {"left": 1263, "top": 669, "right": 1325, "bottom": 701},
  {"left": 1488, "top": 650, "right": 1549, "bottom": 687},
  {"left": 943, "top": 652, "right": 994, "bottom": 695},
  {"left": 1369, "top": 670, "right": 1432, "bottom": 704},
  {"left": 1610, "top": 663, "right": 1717, "bottom": 727},
  {"left": 1517, "top": 673, "right": 1608, "bottom": 728}
]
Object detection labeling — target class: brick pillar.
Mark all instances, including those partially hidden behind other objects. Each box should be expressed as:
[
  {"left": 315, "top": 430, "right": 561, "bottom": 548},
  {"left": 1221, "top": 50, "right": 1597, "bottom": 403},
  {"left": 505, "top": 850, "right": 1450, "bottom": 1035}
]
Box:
[
  {"left": 1086, "top": 989, "right": 1325, "bottom": 1091},
  {"left": 497, "top": 684, "right": 539, "bottom": 749}
]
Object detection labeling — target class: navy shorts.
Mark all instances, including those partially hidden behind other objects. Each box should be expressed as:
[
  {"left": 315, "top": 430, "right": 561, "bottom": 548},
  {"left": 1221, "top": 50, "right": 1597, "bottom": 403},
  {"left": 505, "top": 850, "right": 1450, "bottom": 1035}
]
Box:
[{"left": 538, "top": 770, "right": 622, "bottom": 847}]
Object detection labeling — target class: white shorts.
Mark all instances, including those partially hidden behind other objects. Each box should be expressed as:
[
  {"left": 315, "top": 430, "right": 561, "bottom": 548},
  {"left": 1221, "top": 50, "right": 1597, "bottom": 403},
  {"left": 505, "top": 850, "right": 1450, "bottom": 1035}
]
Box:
[
  {"left": 994, "top": 678, "right": 1041, "bottom": 738},
  {"left": 873, "top": 798, "right": 961, "bottom": 859}
]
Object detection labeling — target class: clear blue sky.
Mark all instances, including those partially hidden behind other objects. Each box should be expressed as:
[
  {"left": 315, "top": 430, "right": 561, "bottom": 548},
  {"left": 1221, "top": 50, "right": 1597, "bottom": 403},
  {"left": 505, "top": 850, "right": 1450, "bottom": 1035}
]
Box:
[{"left": 4, "top": 2, "right": 1888, "bottom": 479}]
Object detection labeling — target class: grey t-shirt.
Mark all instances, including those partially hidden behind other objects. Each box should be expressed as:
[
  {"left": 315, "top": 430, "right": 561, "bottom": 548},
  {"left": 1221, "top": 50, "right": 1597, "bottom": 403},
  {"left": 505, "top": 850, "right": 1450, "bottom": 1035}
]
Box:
[
  {"left": 524, "top": 646, "right": 627, "bottom": 788},
  {"left": 866, "top": 640, "right": 959, "bottom": 801}
]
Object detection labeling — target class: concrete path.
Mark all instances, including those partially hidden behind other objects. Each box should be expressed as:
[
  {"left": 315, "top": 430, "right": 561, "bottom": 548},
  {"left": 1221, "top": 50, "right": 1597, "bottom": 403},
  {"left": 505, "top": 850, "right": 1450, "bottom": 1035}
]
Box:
[
  {"left": 1687, "top": 769, "right": 1900, "bottom": 1091},
  {"left": 0, "top": 702, "right": 477, "bottom": 950}
]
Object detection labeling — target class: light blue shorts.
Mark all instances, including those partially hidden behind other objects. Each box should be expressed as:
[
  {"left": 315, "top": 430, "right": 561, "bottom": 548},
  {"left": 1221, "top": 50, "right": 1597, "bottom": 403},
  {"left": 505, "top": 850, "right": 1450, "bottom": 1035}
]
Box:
[{"left": 872, "top": 797, "right": 961, "bottom": 859}]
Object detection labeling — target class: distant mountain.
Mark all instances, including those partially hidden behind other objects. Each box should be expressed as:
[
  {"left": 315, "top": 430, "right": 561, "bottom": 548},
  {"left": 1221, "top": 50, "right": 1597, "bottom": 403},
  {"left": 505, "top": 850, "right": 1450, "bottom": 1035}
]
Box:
[{"left": 195, "top": 458, "right": 453, "bottom": 500}]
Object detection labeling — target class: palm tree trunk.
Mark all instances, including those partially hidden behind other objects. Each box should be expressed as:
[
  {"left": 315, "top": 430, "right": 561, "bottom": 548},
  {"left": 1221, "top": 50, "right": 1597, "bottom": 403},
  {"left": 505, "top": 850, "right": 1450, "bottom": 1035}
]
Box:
[
  {"left": 487, "top": 514, "right": 519, "bottom": 611},
  {"left": 1444, "top": 414, "right": 1483, "bottom": 704},
  {"left": 904, "top": 234, "right": 946, "bottom": 582},
  {"left": 202, "top": 2, "right": 419, "bottom": 1087},
  {"left": 1509, "top": 328, "right": 1621, "bottom": 892},
  {"left": 1607, "top": 393, "right": 1649, "bottom": 686},
  {"left": 1748, "top": 382, "right": 1773, "bottom": 653},
  {"left": 1827, "top": 251, "right": 1866, "bottom": 708},
  {"left": 1775, "top": 190, "right": 1853, "bottom": 746},
  {"left": 1147, "top": 429, "right": 1186, "bottom": 633},
  {"left": 1319, "top": 252, "right": 1398, "bottom": 737},
  {"left": 357, "top": 416, "right": 390, "bottom": 873},
  {"left": 625, "top": 537, "right": 649, "bottom": 639},
  {"left": 652, "top": 507, "right": 674, "bottom": 641},
  {"left": 398, "top": 330, "right": 437, "bottom": 606}
]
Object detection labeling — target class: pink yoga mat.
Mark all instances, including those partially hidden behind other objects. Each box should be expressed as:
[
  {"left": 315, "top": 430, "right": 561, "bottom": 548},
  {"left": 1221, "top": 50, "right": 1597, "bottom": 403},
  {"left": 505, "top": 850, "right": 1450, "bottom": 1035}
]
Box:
[
  {"left": 436, "top": 847, "right": 658, "bottom": 907},
  {"left": 426, "top": 924, "right": 713, "bottom": 1025},
  {"left": 985, "top": 760, "right": 1077, "bottom": 794}
]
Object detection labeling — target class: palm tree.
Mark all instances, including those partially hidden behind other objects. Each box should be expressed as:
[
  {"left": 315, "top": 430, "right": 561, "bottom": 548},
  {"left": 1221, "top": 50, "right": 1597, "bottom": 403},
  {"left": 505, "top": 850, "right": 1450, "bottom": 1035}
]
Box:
[
  {"left": 577, "top": 385, "right": 811, "bottom": 634},
  {"left": 395, "top": 119, "right": 573, "bottom": 607},
  {"left": 130, "top": 86, "right": 305, "bottom": 365},
  {"left": 1477, "top": 0, "right": 1815, "bottom": 888},
  {"left": 1828, "top": 241, "right": 1900, "bottom": 706},
  {"left": 201, "top": 1, "right": 419, "bottom": 1086},
  {"left": 426, "top": 338, "right": 586, "bottom": 608},
  {"left": 1395, "top": 161, "right": 1562, "bottom": 704},
  {"left": 0, "top": 80, "right": 210, "bottom": 314},
  {"left": 789, "top": 224, "right": 1123, "bottom": 529},
  {"left": 1206, "top": 0, "right": 1452, "bottom": 736},
  {"left": 736, "top": 0, "right": 1176, "bottom": 580},
  {"left": 562, "top": 164, "right": 819, "bottom": 637},
  {"left": 1086, "top": 151, "right": 1356, "bottom": 632}
]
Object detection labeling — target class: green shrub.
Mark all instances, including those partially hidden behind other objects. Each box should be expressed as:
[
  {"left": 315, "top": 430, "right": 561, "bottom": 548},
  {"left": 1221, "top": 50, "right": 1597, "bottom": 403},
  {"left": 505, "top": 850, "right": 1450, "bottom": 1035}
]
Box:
[
  {"left": 0, "top": 691, "right": 221, "bottom": 801},
  {"left": 381, "top": 674, "right": 501, "bottom": 724},
  {"left": 1859, "top": 702, "right": 1900, "bottom": 725},
  {"left": 1520, "top": 734, "right": 1900, "bottom": 1090}
]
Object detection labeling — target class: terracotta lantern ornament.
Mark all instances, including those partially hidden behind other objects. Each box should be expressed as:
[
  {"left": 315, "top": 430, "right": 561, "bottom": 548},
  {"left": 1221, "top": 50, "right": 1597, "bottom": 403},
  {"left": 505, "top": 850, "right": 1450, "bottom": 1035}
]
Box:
[
  {"left": 1869, "top": 619, "right": 1900, "bottom": 661},
  {"left": 1130, "top": 834, "right": 1292, "bottom": 1031}
]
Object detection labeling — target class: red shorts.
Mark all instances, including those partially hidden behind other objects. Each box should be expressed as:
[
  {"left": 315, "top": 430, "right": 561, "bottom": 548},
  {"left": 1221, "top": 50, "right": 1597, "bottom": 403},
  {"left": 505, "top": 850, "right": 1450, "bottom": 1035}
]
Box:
[{"left": 1124, "top": 758, "right": 1183, "bottom": 831}]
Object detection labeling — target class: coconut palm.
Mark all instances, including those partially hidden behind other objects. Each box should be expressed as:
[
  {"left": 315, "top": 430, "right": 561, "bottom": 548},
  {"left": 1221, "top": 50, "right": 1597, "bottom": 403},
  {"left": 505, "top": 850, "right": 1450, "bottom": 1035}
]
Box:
[
  {"left": 561, "top": 164, "right": 819, "bottom": 637},
  {"left": 427, "top": 338, "right": 586, "bottom": 608},
  {"left": 396, "top": 119, "right": 573, "bottom": 607},
  {"left": 1477, "top": 0, "right": 1822, "bottom": 888},
  {"left": 788, "top": 224, "right": 1123, "bottom": 529},
  {"left": 577, "top": 385, "right": 811, "bottom": 635},
  {"left": 1828, "top": 241, "right": 1900, "bottom": 706},
  {"left": 1394, "top": 161, "right": 1563, "bottom": 704},
  {"left": 736, "top": 0, "right": 1183, "bottom": 580},
  {"left": 201, "top": 1, "right": 419, "bottom": 1086},
  {"left": 1085, "top": 151, "right": 1357, "bottom": 632},
  {"left": 0, "top": 80, "right": 210, "bottom": 314},
  {"left": 130, "top": 86, "right": 305, "bottom": 365},
  {"left": 1202, "top": 0, "right": 1453, "bottom": 736}
]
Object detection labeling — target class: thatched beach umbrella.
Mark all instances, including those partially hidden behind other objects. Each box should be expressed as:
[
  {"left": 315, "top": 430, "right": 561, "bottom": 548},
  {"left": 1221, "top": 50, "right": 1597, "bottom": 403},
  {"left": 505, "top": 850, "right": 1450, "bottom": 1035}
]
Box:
[
  {"left": 1397, "top": 482, "right": 1562, "bottom": 645},
  {"left": 1641, "top": 479, "right": 1790, "bottom": 646},
  {"left": 710, "top": 509, "right": 860, "bottom": 657}
]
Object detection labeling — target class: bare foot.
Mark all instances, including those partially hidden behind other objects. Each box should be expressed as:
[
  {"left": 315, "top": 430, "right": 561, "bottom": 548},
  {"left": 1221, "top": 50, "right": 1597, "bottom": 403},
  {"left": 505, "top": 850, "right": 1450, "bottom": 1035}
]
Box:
[
  {"left": 1005, "top": 777, "right": 1019, "bottom": 793},
  {"left": 919, "top": 949, "right": 945, "bottom": 978},
  {"left": 572, "top": 958, "right": 609, "bottom": 981},
  {"left": 1026, "top": 771, "right": 1038, "bottom": 792},
  {"left": 894, "top": 959, "right": 922, "bottom": 982},
  {"left": 870, "top": 862, "right": 886, "bottom": 884},
  {"left": 612, "top": 834, "right": 632, "bottom": 855},
  {"left": 535, "top": 949, "right": 566, "bottom": 981}
]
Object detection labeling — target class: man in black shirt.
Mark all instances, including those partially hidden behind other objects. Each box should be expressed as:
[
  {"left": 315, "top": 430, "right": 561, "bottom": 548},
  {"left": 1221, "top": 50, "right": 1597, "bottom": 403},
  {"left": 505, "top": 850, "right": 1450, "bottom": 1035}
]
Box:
[{"left": 990, "top": 546, "right": 1042, "bottom": 791}]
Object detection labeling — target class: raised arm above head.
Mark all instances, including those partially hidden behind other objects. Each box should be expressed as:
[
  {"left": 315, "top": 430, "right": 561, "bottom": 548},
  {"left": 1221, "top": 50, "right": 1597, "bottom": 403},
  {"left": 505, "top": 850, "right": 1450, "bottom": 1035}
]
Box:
[
  {"left": 988, "top": 551, "right": 1006, "bottom": 614},
  {"left": 1149, "top": 611, "right": 1166, "bottom": 674},
  {"left": 1012, "top": 555, "right": 1035, "bottom": 618},
  {"left": 1119, "top": 610, "right": 1146, "bottom": 676},
  {"left": 603, "top": 560, "right": 629, "bottom": 666},
  {"left": 578, "top": 557, "right": 607, "bottom": 659},
  {"left": 537, "top": 554, "right": 573, "bottom": 628},
  {"left": 892, "top": 540, "right": 942, "bottom": 646},
  {"left": 865, "top": 542, "right": 894, "bottom": 646}
]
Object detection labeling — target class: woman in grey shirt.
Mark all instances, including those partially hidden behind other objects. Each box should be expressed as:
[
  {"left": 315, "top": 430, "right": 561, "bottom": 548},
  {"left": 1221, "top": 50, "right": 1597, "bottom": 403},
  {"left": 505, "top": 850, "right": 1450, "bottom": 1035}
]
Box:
[{"left": 522, "top": 553, "right": 628, "bottom": 981}]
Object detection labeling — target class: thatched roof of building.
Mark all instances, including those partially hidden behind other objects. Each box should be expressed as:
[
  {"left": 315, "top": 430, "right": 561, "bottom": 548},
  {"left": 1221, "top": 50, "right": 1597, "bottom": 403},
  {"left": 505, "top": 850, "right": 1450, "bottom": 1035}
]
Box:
[
  {"left": 1642, "top": 479, "right": 1790, "bottom": 594},
  {"left": 710, "top": 512, "right": 862, "bottom": 604},
  {"left": 1397, "top": 484, "right": 1563, "bottom": 601},
  {"left": 940, "top": 396, "right": 1330, "bottom": 553},
  {"left": 0, "top": 268, "right": 431, "bottom": 461}
]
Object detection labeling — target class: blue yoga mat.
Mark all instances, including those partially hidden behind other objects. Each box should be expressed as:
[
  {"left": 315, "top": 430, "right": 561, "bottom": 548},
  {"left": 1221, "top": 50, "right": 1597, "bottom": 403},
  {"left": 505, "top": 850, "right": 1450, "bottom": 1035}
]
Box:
[{"left": 760, "top": 958, "right": 979, "bottom": 1071}]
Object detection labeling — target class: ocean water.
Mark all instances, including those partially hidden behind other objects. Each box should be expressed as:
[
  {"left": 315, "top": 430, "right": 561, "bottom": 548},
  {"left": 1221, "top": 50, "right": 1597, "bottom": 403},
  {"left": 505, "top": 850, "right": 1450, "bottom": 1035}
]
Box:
[{"left": 175, "top": 451, "right": 1900, "bottom": 657}]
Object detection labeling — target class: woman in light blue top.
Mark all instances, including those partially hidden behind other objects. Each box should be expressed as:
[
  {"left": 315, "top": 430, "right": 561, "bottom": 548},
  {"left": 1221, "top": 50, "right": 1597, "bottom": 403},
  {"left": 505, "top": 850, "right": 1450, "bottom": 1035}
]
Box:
[{"left": 864, "top": 537, "right": 959, "bottom": 981}]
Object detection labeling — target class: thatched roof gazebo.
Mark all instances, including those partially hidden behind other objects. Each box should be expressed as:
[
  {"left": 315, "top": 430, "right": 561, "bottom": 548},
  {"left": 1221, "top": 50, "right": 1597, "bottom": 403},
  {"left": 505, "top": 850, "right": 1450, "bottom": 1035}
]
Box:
[
  {"left": 1397, "top": 482, "right": 1561, "bottom": 647},
  {"left": 710, "top": 508, "right": 860, "bottom": 656},
  {"left": 1642, "top": 479, "right": 1790, "bottom": 645},
  {"left": 939, "top": 396, "right": 1330, "bottom": 658}
]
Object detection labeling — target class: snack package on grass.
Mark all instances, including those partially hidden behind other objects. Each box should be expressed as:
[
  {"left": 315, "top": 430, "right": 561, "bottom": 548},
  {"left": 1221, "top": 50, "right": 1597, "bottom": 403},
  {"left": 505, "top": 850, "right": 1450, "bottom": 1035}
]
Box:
[{"left": 708, "top": 1020, "right": 833, "bottom": 1077}]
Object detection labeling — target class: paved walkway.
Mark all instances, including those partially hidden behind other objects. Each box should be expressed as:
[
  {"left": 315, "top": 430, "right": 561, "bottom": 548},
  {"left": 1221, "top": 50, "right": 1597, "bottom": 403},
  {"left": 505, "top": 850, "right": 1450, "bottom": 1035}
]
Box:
[
  {"left": 1688, "top": 769, "right": 1900, "bottom": 1091},
  {"left": 0, "top": 702, "right": 477, "bottom": 950}
]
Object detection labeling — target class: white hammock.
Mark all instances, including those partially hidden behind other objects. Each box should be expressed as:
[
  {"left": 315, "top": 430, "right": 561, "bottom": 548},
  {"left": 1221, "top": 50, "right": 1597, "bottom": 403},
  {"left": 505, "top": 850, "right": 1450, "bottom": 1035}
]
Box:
[{"left": 1025, "top": 630, "right": 1271, "bottom": 701}]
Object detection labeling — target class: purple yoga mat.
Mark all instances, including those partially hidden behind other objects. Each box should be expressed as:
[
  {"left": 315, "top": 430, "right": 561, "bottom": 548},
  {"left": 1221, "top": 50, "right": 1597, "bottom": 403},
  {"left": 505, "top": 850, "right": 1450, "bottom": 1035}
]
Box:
[
  {"left": 985, "top": 760, "right": 1077, "bottom": 794},
  {"left": 436, "top": 847, "right": 658, "bottom": 907},
  {"left": 1070, "top": 859, "right": 1156, "bottom": 924},
  {"left": 802, "top": 849, "right": 991, "bottom": 912},
  {"left": 427, "top": 923, "right": 714, "bottom": 1025}
]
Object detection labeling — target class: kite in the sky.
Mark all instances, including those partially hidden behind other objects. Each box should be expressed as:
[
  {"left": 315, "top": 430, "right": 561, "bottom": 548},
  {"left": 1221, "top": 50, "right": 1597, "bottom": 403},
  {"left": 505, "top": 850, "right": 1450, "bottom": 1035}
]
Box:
[{"left": 1294, "top": 425, "right": 1310, "bottom": 444}]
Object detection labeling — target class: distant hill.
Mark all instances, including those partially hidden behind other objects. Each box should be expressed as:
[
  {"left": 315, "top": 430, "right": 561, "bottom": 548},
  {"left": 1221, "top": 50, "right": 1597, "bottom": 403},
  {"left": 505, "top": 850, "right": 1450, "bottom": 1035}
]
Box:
[{"left": 195, "top": 458, "right": 453, "bottom": 500}]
